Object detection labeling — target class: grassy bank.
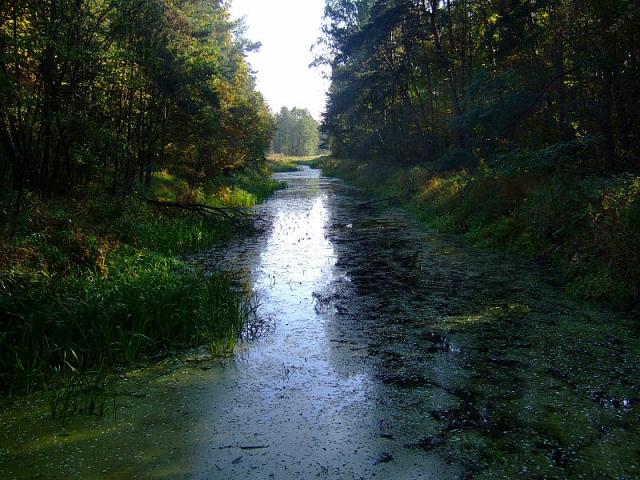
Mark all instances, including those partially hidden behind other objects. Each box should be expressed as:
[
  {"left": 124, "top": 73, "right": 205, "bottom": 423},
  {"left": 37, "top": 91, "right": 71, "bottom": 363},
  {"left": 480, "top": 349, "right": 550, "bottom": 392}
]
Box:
[
  {"left": 267, "top": 154, "right": 323, "bottom": 172},
  {"left": 0, "top": 166, "right": 284, "bottom": 404},
  {"left": 315, "top": 157, "right": 640, "bottom": 313}
]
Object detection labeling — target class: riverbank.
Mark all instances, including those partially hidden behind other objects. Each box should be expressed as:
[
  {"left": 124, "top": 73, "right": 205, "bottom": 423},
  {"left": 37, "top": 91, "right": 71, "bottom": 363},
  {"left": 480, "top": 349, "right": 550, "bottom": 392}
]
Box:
[
  {"left": 0, "top": 165, "right": 285, "bottom": 405},
  {"left": 267, "top": 154, "right": 324, "bottom": 172},
  {"left": 312, "top": 157, "right": 640, "bottom": 315},
  {"left": 2, "top": 166, "right": 638, "bottom": 479}
]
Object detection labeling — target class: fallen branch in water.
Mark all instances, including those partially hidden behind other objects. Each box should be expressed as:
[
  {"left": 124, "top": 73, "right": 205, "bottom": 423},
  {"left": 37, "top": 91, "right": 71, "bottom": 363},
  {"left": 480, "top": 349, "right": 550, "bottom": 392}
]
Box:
[{"left": 145, "top": 199, "right": 264, "bottom": 227}]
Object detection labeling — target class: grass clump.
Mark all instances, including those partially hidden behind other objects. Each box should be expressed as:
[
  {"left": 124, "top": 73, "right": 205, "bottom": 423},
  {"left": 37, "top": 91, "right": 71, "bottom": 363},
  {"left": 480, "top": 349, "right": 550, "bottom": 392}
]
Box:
[
  {"left": 209, "top": 165, "right": 286, "bottom": 206},
  {"left": 0, "top": 217, "right": 251, "bottom": 398},
  {"left": 270, "top": 161, "right": 300, "bottom": 173},
  {"left": 0, "top": 166, "right": 283, "bottom": 403},
  {"left": 150, "top": 166, "right": 285, "bottom": 208}
]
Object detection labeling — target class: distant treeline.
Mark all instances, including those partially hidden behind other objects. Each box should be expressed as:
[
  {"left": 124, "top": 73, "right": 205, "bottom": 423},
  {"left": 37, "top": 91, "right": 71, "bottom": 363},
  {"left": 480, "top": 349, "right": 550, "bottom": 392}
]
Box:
[
  {"left": 0, "top": 0, "right": 274, "bottom": 203},
  {"left": 319, "top": 0, "right": 639, "bottom": 172},
  {"left": 271, "top": 107, "right": 320, "bottom": 157}
]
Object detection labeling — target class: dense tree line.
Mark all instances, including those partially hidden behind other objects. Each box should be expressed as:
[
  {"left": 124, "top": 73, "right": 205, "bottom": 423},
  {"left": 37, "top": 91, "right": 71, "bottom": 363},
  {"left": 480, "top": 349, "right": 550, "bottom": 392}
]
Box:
[
  {"left": 0, "top": 0, "right": 274, "bottom": 205},
  {"left": 319, "top": 0, "right": 639, "bottom": 172},
  {"left": 271, "top": 107, "right": 320, "bottom": 156}
]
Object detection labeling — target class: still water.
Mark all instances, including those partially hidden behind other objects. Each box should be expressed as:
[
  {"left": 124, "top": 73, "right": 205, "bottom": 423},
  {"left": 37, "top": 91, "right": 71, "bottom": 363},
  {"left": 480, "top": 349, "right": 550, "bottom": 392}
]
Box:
[{"left": 1, "top": 167, "right": 638, "bottom": 479}]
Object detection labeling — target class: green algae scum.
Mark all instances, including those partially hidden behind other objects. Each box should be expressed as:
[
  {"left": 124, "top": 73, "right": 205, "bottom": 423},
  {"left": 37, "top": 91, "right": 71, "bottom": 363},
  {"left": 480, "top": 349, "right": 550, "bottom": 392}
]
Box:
[{"left": 1, "top": 167, "right": 639, "bottom": 478}]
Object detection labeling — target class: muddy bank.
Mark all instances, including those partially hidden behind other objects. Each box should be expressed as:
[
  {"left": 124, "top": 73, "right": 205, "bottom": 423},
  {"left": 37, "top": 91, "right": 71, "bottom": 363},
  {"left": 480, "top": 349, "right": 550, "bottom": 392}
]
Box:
[{"left": 1, "top": 167, "right": 638, "bottom": 479}]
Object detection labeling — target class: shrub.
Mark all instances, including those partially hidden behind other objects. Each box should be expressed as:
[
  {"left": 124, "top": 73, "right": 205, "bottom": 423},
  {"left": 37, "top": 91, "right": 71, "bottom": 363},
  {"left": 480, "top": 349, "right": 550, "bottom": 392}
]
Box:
[{"left": 319, "top": 156, "right": 640, "bottom": 310}]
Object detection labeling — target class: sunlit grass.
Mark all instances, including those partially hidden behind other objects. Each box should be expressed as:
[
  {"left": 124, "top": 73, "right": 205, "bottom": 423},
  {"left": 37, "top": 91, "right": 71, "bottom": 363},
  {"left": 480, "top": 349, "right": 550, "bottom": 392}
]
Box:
[
  {"left": 210, "top": 165, "right": 286, "bottom": 204},
  {"left": 268, "top": 154, "right": 326, "bottom": 172},
  {"left": 0, "top": 166, "right": 285, "bottom": 406},
  {"left": 317, "top": 156, "right": 640, "bottom": 310},
  {"left": 0, "top": 248, "right": 252, "bottom": 401}
]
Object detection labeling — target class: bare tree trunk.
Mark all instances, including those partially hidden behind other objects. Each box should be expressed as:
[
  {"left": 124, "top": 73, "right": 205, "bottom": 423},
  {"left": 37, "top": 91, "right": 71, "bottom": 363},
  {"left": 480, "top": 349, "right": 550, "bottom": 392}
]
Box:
[{"left": 422, "top": 0, "right": 469, "bottom": 150}]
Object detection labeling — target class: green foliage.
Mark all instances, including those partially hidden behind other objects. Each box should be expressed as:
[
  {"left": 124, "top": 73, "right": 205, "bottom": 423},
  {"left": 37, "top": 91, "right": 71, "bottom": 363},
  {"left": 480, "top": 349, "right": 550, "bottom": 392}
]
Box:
[
  {"left": 0, "top": 163, "right": 284, "bottom": 396},
  {"left": 270, "top": 161, "right": 301, "bottom": 173},
  {"left": 111, "top": 201, "right": 232, "bottom": 255},
  {"left": 318, "top": 0, "right": 640, "bottom": 314},
  {"left": 271, "top": 107, "right": 321, "bottom": 157},
  {"left": 148, "top": 166, "right": 285, "bottom": 210},
  {"left": 318, "top": 157, "right": 640, "bottom": 311},
  {"left": 319, "top": 0, "right": 640, "bottom": 170},
  {"left": 149, "top": 170, "right": 192, "bottom": 202},
  {"left": 46, "top": 353, "right": 108, "bottom": 420},
  {"left": 0, "top": 246, "right": 250, "bottom": 395},
  {"left": 206, "top": 166, "right": 286, "bottom": 207},
  {"left": 0, "top": 0, "right": 274, "bottom": 198},
  {"left": 459, "top": 70, "right": 533, "bottom": 148},
  {"left": 0, "top": 0, "right": 283, "bottom": 407}
]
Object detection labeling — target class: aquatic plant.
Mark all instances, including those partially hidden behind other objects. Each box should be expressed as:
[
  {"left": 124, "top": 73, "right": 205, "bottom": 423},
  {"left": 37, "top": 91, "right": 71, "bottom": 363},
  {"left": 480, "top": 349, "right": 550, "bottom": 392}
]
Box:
[{"left": 317, "top": 157, "right": 640, "bottom": 312}]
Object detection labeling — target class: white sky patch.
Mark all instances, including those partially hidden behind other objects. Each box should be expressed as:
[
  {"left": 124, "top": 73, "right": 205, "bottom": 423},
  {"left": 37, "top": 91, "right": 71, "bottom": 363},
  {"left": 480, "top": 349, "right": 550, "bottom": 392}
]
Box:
[{"left": 229, "top": 0, "right": 329, "bottom": 120}]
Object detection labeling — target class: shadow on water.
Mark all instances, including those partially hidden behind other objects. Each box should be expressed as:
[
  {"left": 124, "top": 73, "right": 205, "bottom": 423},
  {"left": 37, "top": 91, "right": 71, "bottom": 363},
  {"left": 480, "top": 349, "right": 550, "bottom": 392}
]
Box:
[
  {"left": 315, "top": 169, "right": 640, "bottom": 478},
  {"left": 1, "top": 166, "right": 638, "bottom": 479}
]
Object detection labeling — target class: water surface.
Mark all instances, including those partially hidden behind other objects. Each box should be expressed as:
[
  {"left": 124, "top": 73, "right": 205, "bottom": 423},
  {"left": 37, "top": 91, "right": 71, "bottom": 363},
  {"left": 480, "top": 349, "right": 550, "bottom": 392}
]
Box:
[{"left": 1, "top": 167, "right": 638, "bottom": 479}]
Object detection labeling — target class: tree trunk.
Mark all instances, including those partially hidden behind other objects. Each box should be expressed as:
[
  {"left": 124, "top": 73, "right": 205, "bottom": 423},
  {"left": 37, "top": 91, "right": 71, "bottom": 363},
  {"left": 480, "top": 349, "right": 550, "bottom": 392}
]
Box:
[{"left": 423, "top": 0, "right": 469, "bottom": 150}]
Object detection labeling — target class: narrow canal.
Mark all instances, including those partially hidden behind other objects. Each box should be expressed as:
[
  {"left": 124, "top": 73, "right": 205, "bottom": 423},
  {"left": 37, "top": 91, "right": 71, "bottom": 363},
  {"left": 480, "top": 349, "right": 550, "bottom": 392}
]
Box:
[{"left": 1, "top": 166, "right": 638, "bottom": 479}]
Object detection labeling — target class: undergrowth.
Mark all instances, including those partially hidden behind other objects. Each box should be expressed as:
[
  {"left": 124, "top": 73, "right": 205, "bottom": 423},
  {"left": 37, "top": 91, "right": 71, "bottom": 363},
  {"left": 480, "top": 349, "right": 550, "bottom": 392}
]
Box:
[
  {"left": 150, "top": 165, "right": 286, "bottom": 208},
  {"left": 317, "top": 157, "right": 640, "bottom": 313},
  {"left": 0, "top": 167, "right": 284, "bottom": 413}
]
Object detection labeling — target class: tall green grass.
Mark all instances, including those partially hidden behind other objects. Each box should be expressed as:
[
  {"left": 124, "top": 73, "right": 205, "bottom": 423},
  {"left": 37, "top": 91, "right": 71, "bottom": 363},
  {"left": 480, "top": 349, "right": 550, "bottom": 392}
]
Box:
[
  {"left": 0, "top": 248, "right": 252, "bottom": 396},
  {"left": 149, "top": 166, "right": 285, "bottom": 208},
  {"left": 217, "top": 165, "right": 287, "bottom": 204},
  {"left": 109, "top": 200, "right": 235, "bottom": 254},
  {"left": 270, "top": 161, "right": 300, "bottom": 173},
  {"left": 0, "top": 166, "right": 284, "bottom": 405}
]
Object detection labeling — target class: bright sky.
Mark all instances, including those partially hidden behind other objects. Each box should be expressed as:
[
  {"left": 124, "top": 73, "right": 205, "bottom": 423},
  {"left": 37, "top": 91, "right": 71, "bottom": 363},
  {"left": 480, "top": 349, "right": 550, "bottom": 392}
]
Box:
[{"left": 229, "top": 0, "right": 329, "bottom": 120}]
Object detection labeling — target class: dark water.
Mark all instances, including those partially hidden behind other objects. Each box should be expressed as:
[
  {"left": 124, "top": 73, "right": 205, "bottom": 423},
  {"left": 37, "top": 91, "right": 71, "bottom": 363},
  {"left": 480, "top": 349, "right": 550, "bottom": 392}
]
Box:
[{"left": 1, "top": 167, "right": 638, "bottom": 479}]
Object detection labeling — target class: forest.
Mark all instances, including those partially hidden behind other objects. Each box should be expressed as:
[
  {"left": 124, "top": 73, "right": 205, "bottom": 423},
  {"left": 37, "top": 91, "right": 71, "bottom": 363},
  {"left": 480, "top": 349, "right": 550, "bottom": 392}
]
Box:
[
  {"left": 271, "top": 106, "right": 321, "bottom": 157},
  {"left": 0, "top": 0, "right": 274, "bottom": 199},
  {"left": 318, "top": 0, "right": 640, "bottom": 310},
  {"left": 0, "top": 0, "right": 279, "bottom": 396},
  {"left": 0, "top": 0, "right": 639, "bottom": 478}
]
